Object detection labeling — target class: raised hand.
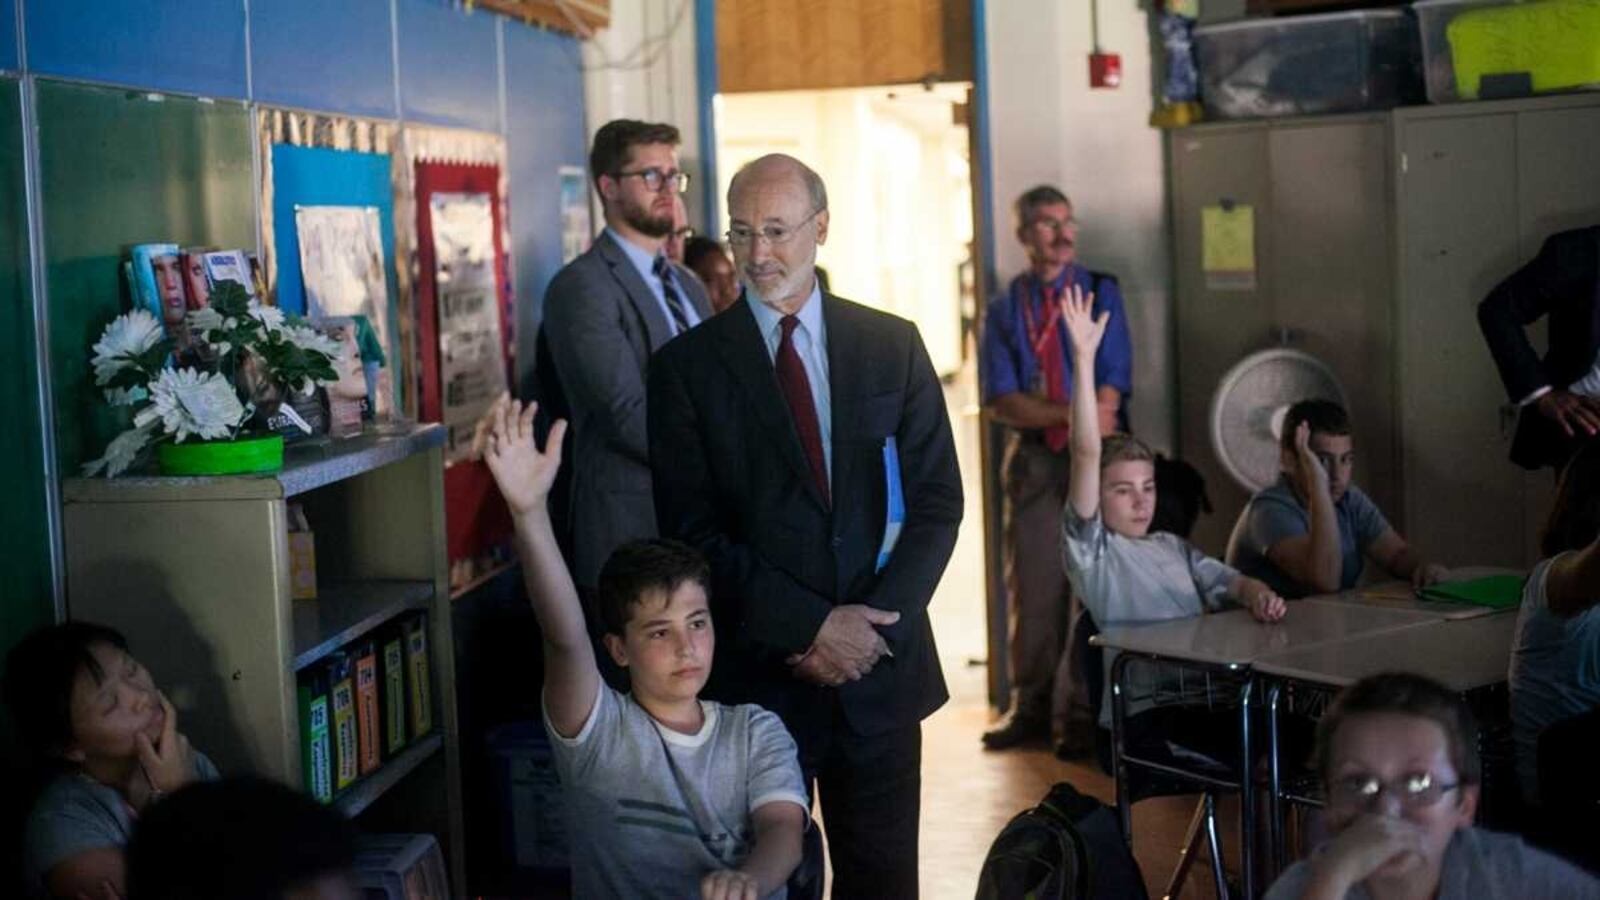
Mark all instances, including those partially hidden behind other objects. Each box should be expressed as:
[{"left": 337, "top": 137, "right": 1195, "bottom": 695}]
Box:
[
  {"left": 1290, "top": 421, "right": 1330, "bottom": 498},
  {"left": 1059, "top": 284, "right": 1107, "bottom": 363},
  {"left": 135, "top": 693, "right": 196, "bottom": 801},
  {"left": 479, "top": 396, "right": 567, "bottom": 517}
]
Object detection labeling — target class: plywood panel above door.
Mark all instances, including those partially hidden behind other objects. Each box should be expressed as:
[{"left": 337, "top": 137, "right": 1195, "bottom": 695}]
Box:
[{"left": 716, "top": 0, "right": 973, "bottom": 93}]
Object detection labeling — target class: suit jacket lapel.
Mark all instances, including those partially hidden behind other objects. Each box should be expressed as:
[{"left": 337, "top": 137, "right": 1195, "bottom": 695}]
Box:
[
  {"left": 596, "top": 231, "right": 673, "bottom": 349},
  {"left": 717, "top": 299, "right": 830, "bottom": 512},
  {"left": 823, "top": 294, "right": 860, "bottom": 510}
]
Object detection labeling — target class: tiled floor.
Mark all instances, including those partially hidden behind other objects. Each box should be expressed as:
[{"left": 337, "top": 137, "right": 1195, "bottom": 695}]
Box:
[{"left": 906, "top": 370, "right": 1233, "bottom": 899}]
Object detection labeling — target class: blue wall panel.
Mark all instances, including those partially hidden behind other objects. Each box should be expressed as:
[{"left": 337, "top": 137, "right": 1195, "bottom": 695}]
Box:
[
  {"left": 1, "top": 0, "right": 17, "bottom": 72},
  {"left": 395, "top": 0, "right": 499, "bottom": 132},
  {"left": 250, "top": 0, "right": 396, "bottom": 118},
  {"left": 503, "top": 22, "right": 586, "bottom": 389},
  {"left": 26, "top": 0, "right": 247, "bottom": 98}
]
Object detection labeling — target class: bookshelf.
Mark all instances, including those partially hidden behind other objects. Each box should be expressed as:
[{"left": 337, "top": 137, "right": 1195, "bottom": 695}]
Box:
[{"left": 61, "top": 424, "right": 465, "bottom": 894}]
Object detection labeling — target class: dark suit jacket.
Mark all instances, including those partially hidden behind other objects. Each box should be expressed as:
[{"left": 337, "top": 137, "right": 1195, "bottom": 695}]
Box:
[
  {"left": 542, "top": 230, "right": 712, "bottom": 587},
  {"left": 647, "top": 294, "right": 962, "bottom": 750},
  {"left": 1478, "top": 226, "right": 1600, "bottom": 469}
]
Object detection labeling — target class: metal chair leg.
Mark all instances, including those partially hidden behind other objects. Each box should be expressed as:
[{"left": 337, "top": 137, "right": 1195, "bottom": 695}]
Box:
[
  {"left": 1238, "top": 678, "right": 1256, "bottom": 899},
  {"left": 1204, "top": 792, "right": 1229, "bottom": 900},
  {"left": 1111, "top": 652, "right": 1134, "bottom": 844},
  {"left": 1267, "top": 681, "right": 1285, "bottom": 880},
  {"left": 1162, "top": 796, "right": 1209, "bottom": 900}
]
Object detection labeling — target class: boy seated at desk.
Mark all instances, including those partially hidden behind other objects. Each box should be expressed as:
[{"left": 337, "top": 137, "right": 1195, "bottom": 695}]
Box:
[
  {"left": 1059, "top": 286, "right": 1286, "bottom": 743},
  {"left": 1264, "top": 672, "right": 1596, "bottom": 899},
  {"left": 1509, "top": 439, "right": 1600, "bottom": 809},
  {"left": 4, "top": 622, "right": 219, "bottom": 899},
  {"left": 477, "top": 397, "right": 808, "bottom": 900},
  {"left": 1226, "top": 399, "right": 1448, "bottom": 599}
]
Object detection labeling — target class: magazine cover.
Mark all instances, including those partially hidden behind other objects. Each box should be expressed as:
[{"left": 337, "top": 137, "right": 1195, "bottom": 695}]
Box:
[
  {"left": 180, "top": 247, "right": 215, "bottom": 310},
  {"left": 130, "top": 242, "right": 182, "bottom": 347},
  {"left": 429, "top": 192, "right": 507, "bottom": 462},
  {"left": 294, "top": 205, "right": 395, "bottom": 420},
  {"left": 318, "top": 316, "right": 370, "bottom": 437},
  {"left": 202, "top": 249, "right": 256, "bottom": 299}
]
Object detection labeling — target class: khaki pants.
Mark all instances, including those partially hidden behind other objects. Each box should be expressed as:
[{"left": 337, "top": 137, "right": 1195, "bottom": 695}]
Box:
[{"left": 1001, "top": 434, "right": 1091, "bottom": 731}]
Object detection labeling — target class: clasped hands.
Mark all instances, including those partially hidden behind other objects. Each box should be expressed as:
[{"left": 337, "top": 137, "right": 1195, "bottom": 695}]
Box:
[{"left": 787, "top": 605, "right": 900, "bottom": 687}]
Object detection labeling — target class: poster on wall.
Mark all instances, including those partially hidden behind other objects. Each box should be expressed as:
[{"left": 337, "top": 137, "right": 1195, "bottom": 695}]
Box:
[
  {"left": 295, "top": 205, "right": 396, "bottom": 419},
  {"left": 429, "top": 192, "right": 508, "bottom": 462},
  {"left": 560, "top": 166, "right": 591, "bottom": 264}
]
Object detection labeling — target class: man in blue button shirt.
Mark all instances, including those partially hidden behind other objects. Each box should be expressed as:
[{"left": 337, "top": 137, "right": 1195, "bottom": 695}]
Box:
[
  {"left": 979, "top": 185, "right": 1132, "bottom": 753},
  {"left": 541, "top": 120, "right": 713, "bottom": 595}
]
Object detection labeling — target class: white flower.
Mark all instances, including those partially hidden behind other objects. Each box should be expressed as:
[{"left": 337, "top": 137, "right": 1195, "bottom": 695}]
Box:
[
  {"left": 91, "top": 310, "right": 164, "bottom": 386},
  {"left": 247, "top": 301, "right": 285, "bottom": 332},
  {"left": 82, "top": 421, "right": 157, "bottom": 477},
  {"left": 187, "top": 306, "right": 225, "bottom": 336},
  {"left": 135, "top": 368, "right": 248, "bottom": 442},
  {"left": 284, "top": 324, "right": 342, "bottom": 361},
  {"left": 103, "top": 386, "right": 148, "bottom": 407}
]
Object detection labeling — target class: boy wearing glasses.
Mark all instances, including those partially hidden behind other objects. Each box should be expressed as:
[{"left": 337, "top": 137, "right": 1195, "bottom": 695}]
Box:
[
  {"left": 1264, "top": 672, "right": 1595, "bottom": 899},
  {"left": 978, "top": 184, "right": 1133, "bottom": 756},
  {"left": 542, "top": 119, "right": 713, "bottom": 597}
]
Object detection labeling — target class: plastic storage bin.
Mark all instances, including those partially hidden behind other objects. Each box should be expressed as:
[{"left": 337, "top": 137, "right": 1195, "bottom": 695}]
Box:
[
  {"left": 1414, "top": 0, "right": 1508, "bottom": 103},
  {"left": 352, "top": 834, "right": 450, "bottom": 900},
  {"left": 1448, "top": 0, "right": 1600, "bottom": 99},
  {"left": 1196, "top": 10, "right": 1423, "bottom": 119}
]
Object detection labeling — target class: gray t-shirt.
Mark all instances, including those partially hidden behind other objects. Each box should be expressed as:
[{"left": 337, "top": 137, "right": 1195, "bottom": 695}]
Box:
[
  {"left": 1263, "top": 826, "right": 1600, "bottom": 899},
  {"left": 24, "top": 751, "right": 220, "bottom": 896},
  {"left": 1226, "top": 475, "right": 1391, "bottom": 599},
  {"left": 1510, "top": 555, "right": 1600, "bottom": 804},
  {"left": 1062, "top": 509, "right": 1242, "bottom": 726},
  {"left": 545, "top": 683, "right": 809, "bottom": 899}
]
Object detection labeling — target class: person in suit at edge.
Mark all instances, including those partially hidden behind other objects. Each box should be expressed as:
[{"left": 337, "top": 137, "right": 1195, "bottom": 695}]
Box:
[
  {"left": 1478, "top": 225, "right": 1600, "bottom": 471},
  {"left": 647, "top": 154, "right": 963, "bottom": 898},
  {"left": 541, "top": 119, "right": 713, "bottom": 598}
]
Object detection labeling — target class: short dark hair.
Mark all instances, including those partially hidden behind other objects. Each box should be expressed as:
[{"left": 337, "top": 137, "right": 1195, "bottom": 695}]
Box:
[
  {"left": 1014, "top": 185, "right": 1070, "bottom": 230},
  {"left": 588, "top": 119, "right": 680, "bottom": 193},
  {"left": 127, "top": 776, "right": 357, "bottom": 900},
  {"left": 683, "top": 235, "right": 728, "bottom": 273},
  {"left": 596, "top": 539, "right": 711, "bottom": 636},
  {"left": 1280, "top": 398, "right": 1351, "bottom": 452},
  {"left": 3, "top": 621, "right": 129, "bottom": 761},
  {"left": 1313, "top": 672, "right": 1481, "bottom": 788},
  {"left": 1543, "top": 439, "right": 1600, "bottom": 557}
]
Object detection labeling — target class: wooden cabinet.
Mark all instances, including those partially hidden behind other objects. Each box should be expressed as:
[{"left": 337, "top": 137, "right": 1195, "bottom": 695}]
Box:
[
  {"left": 61, "top": 426, "right": 465, "bottom": 894},
  {"left": 1171, "top": 94, "right": 1600, "bottom": 568}
]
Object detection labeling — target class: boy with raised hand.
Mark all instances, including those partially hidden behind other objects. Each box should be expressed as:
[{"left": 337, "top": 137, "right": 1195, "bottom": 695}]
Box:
[
  {"left": 1226, "top": 399, "right": 1448, "bottom": 600},
  {"left": 1059, "top": 286, "right": 1285, "bottom": 732},
  {"left": 477, "top": 396, "right": 808, "bottom": 900}
]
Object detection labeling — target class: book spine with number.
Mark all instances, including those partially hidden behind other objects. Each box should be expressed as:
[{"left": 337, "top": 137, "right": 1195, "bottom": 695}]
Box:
[
  {"left": 328, "top": 653, "right": 358, "bottom": 791},
  {"left": 297, "top": 669, "right": 333, "bottom": 804},
  {"left": 354, "top": 642, "right": 381, "bottom": 774},
  {"left": 404, "top": 615, "right": 433, "bottom": 738},
  {"left": 381, "top": 631, "right": 408, "bottom": 755}
]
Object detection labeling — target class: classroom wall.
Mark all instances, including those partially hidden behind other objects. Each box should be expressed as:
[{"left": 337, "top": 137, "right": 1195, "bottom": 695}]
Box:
[
  {"left": 0, "top": 1, "right": 587, "bottom": 660},
  {"left": 982, "top": 0, "right": 1175, "bottom": 452}
]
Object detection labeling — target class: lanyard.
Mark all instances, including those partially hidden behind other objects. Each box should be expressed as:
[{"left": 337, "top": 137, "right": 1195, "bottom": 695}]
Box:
[{"left": 1016, "top": 266, "right": 1074, "bottom": 360}]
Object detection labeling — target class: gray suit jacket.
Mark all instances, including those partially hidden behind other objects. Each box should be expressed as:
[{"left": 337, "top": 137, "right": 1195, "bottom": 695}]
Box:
[{"left": 542, "top": 229, "right": 713, "bottom": 588}]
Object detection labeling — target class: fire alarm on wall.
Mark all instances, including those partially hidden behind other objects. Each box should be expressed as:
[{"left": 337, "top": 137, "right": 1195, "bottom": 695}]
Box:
[{"left": 1090, "top": 51, "right": 1122, "bottom": 89}]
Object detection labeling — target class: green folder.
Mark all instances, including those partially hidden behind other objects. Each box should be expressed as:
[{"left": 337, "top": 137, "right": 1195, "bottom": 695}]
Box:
[{"left": 1419, "top": 575, "right": 1525, "bottom": 609}]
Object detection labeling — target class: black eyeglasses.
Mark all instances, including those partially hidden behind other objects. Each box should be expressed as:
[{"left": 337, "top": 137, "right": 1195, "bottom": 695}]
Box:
[
  {"left": 613, "top": 167, "right": 690, "bottom": 194},
  {"left": 1328, "top": 771, "right": 1461, "bottom": 810},
  {"left": 672, "top": 226, "right": 695, "bottom": 240}
]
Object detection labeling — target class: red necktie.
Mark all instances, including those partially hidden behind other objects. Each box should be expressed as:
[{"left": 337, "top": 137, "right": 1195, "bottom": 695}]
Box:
[
  {"left": 1035, "top": 282, "right": 1072, "bottom": 452},
  {"left": 776, "top": 315, "right": 830, "bottom": 506}
]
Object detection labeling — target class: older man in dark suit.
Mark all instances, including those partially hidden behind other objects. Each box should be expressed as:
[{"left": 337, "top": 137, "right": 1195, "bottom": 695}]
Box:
[
  {"left": 1478, "top": 225, "right": 1600, "bottom": 470},
  {"left": 648, "top": 154, "right": 962, "bottom": 898},
  {"left": 541, "top": 119, "right": 712, "bottom": 592}
]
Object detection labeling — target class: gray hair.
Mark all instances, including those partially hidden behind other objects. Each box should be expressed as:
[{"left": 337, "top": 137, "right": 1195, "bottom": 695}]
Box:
[
  {"left": 728, "top": 154, "right": 828, "bottom": 215},
  {"left": 1014, "top": 184, "right": 1070, "bottom": 230}
]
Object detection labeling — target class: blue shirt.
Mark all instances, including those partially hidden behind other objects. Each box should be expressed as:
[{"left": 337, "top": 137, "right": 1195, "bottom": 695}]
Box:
[
  {"left": 1224, "top": 474, "right": 1392, "bottom": 599},
  {"left": 604, "top": 226, "right": 702, "bottom": 335},
  {"left": 978, "top": 266, "right": 1133, "bottom": 410},
  {"left": 747, "top": 280, "right": 831, "bottom": 480}
]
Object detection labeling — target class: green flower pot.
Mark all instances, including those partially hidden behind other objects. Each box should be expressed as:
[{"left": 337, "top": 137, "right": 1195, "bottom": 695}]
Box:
[{"left": 157, "top": 434, "right": 285, "bottom": 476}]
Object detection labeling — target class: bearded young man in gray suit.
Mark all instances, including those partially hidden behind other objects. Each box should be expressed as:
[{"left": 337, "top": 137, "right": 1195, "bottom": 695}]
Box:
[{"left": 540, "top": 119, "right": 713, "bottom": 592}]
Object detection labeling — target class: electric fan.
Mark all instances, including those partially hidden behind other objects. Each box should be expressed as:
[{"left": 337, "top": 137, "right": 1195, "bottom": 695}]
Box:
[{"left": 1208, "top": 347, "right": 1348, "bottom": 492}]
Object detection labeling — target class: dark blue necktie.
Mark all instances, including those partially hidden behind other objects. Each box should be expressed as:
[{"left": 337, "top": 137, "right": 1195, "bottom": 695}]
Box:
[{"left": 653, "top": 256, "right": 691, "bottom": 335}]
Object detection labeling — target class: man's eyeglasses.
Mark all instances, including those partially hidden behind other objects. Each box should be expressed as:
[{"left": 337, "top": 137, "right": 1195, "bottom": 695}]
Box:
[
  {"left": 672, "top": 226, "right": 695, "bottom": 240},
  {"left": 1030, "top": 216, "right": 1078, "bottom": 234},
  {"left": 1328, "top": 771, "right": 1461, "bottom": 811},
  {"left": 726, "top": 208, "right": 823, "bottom": 247},
  {"left": 614, "top": 168, "right": 690, "bottom": 194}
]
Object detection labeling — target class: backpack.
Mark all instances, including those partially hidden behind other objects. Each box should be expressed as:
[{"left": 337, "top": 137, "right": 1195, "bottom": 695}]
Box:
[{"left": 975, "top": 782, "right": 1149, "bottom": 900}]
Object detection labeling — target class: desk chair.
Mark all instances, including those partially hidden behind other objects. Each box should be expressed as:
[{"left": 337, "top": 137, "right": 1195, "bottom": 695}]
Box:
[{"left": 1080, "top": 616, "right": 1239, "bottom": 899}]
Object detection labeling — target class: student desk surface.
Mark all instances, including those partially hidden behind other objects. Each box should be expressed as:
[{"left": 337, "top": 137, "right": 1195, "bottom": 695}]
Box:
[
  {"left": 1091, "top": 600, "right": 1441, "bottom": 668},
  {"left": 1252, "top": 609, "right": 1519, "bottom": 692},
  {"left": 1309, "top": 566, "right": 1525, "bottom": 622}
]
